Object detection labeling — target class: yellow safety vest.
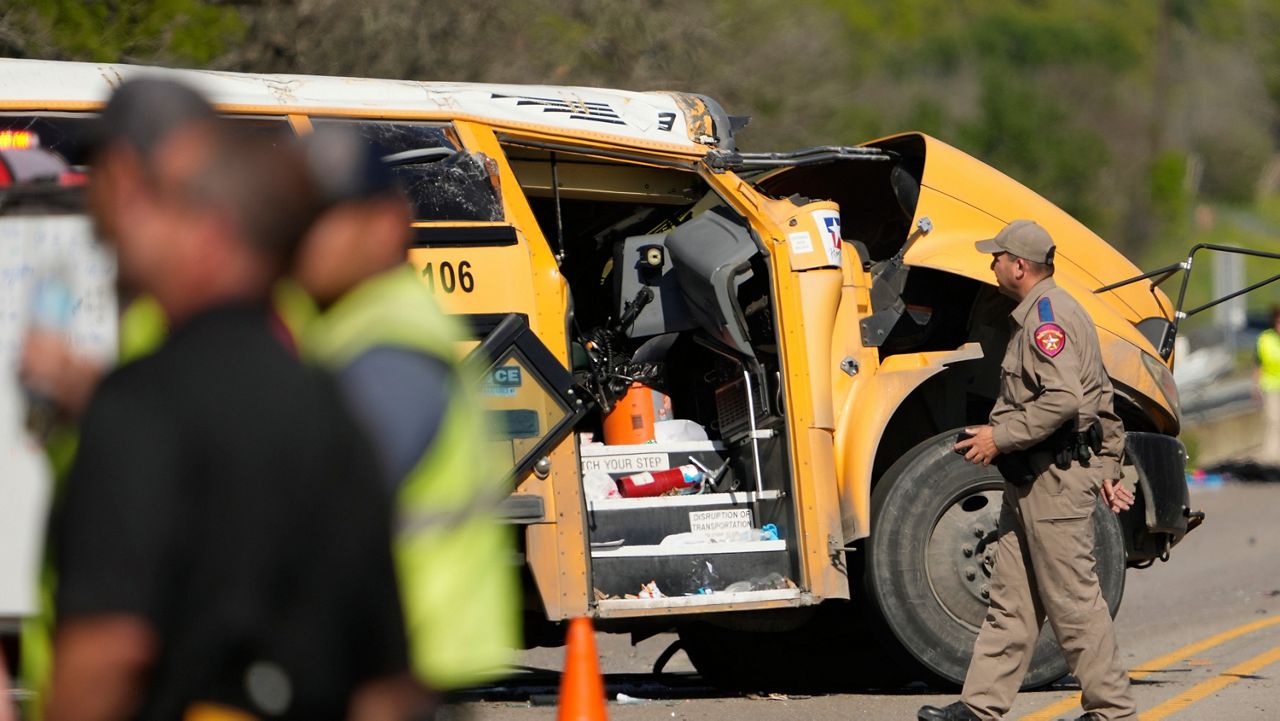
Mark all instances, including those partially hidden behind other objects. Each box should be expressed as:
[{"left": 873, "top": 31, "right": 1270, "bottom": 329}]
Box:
[
  {"left": 303, "top": 264, "right": 519, "bottom": 690},
  {"left": 1259, "top": 329, "right": 1280, "bottom": 393}
]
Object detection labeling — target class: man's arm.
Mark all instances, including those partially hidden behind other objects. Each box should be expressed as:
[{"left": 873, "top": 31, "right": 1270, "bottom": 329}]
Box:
[
  {"left": 45, "top": 617, "right": 158, "bottom": 721},
  {"left": 347, "top": 673, "right": 438, "bottom": 721},
  {"left": 48, "top": 372, "right": 180, "bottom": 721},
  {"left": 1096, "top": 376, "right": 1126, "bottom": 480},
  {"left": 19, "top": 329, "right": 105, "bottom": 421},
  {"left": 328, "top": 402, "right": 419, "bottom": 717},
  {"left": 335, "top": 347, "right": 453, "bottom": 489},
  {"left": 991, "top": 324, "right": 1083, "bottom": 453},
  {"left": 1096, "top": 371, "right": 1136, "bottom": 511}
]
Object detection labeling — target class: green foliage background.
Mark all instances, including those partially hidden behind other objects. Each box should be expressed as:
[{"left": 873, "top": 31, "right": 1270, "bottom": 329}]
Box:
[{"left": 4, "top": 0, "right": 1279, "bottom": 316}]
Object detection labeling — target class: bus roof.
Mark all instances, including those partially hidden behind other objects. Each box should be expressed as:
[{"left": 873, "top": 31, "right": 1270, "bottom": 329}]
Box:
[{"left": 0, "top": 59, "right": 729, "bottom": 154}]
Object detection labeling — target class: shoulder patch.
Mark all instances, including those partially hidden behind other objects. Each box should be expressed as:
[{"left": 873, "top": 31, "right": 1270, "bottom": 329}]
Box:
[
  {"left": 1037, "top": 297, "right": 1055, "bottom": 322},
  {"left": 1033, "top": 322, "right": 1067, "bottom": 358}
]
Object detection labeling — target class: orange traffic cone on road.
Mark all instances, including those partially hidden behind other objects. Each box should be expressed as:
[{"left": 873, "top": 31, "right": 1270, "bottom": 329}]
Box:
[{"left": 557, "top": 616, "right": 608, "bottom": 721}]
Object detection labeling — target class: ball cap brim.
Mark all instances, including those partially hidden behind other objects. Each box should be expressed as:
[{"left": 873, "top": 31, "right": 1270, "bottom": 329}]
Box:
[{"left": 974, "top": 219, "right": 1055, "bottom": 264}]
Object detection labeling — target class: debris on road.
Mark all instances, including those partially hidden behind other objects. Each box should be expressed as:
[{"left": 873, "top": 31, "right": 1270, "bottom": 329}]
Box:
[
  {"left": 1201, "top": 460, "right": 1280, "bottom": 483},
  {"left": 616, "top": 692, "right": 648, "bottom": 705}
]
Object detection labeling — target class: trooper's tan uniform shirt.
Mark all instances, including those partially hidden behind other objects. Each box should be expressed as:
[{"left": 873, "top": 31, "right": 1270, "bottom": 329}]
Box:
[{"left": 960, "top": 276, "right": 1137, "bottom": 721}]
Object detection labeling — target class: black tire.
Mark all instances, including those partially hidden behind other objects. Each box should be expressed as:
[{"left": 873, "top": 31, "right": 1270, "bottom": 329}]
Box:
[{"left": 865, "top": 429, "right": 1126, "bottom": 690}]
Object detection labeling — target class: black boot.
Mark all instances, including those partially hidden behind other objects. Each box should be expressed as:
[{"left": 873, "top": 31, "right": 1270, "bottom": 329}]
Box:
[
  {"left": 918, "top": 701, "right": 981, "bottom": 721},
  {"left": 1061, "top": 715, "right": 1103, "bottom": 721}
]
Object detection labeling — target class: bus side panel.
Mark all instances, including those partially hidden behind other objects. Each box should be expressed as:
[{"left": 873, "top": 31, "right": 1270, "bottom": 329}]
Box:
[
  {"left": 834, "top": 346, "right": 983, "bottom": 542},
  {"left": 453, "top": 121, "right": 589, "bottom": 620},
  {"left": 706, "top": 179, "right": 850, "bottom": 601}
]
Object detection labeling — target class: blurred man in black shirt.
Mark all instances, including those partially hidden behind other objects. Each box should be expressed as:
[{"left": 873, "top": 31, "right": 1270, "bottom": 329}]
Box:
[{"left": 46, "top": 80, "right": 409, "bottom": 721}]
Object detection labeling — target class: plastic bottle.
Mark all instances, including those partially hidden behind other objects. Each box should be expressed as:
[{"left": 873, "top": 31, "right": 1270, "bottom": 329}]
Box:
[
  {"left": 751, "top": 572, "right": 788, "bottom": 591},
  {"left": 688, "top": 559, "right": 720, "bottom": 595},
  {"left": 617, "top": 464, "right": 703, "bottom": 498},
  {"left": 24, "top": 270, "right": 75, "bottom": 438},
  {"left": 720, "top": 524, "right": 781, "bottom": 543}
]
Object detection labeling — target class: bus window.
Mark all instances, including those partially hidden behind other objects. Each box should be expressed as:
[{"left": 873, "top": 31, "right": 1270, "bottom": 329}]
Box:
[
  {"left": 224, "top": 117, "right": 295, "bottom": 145},
  {"left": 0, "top": 114, "right": 294, "bottom": 167},
  {"left": 310, "top": 119, "right": 503, "bottom": 222},
  {"left": 0, "top": 114, "right": 97, "bottom": 166}
]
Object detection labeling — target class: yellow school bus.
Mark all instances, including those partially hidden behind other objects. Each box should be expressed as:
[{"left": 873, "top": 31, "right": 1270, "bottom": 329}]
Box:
[{"left": 0, "top": 58, "right": 1198, "bottom": 688}]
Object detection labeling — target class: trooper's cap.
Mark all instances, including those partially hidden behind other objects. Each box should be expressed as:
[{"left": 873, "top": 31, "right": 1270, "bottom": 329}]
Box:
[
  {"left": 300, "top": 127, "right": 398, "bottom": 207},
  {"left": 974, "top": 219, "right": 1055, "bottom": 264}
]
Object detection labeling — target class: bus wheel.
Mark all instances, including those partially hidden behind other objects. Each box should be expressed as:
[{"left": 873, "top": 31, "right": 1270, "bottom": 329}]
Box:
[{"left": 865, "top": 429, "right": 1126, "bottom": 689}]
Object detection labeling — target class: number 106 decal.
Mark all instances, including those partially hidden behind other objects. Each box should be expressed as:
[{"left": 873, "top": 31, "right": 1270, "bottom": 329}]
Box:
[{"left": 421, "top": 261, "right": 475, "bottom": 294}]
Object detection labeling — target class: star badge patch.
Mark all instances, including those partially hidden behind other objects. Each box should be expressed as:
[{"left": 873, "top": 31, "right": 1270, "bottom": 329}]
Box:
[{"left": 1034, "top": 323, "right": 1067, "bottom": 358}]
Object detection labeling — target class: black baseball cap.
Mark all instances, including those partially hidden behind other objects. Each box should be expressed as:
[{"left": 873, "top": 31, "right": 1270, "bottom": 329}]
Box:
[
  {"left": 83, "top": 77, "right": 217, "bottom": 161},
  {"left": 300, "top": 127, "right": 399, "bottom": 207}
]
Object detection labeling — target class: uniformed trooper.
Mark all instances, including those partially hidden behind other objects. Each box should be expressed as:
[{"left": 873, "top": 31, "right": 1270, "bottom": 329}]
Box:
[{"left": 918, "top": 220, "right": 1138, "bottom": 721}]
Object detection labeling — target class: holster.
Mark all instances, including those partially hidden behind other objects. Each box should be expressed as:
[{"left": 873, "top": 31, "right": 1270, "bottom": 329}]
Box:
[
  {"left": 995, "top": 453, "right": 1037, "bottom": 487},
  {"left": 998, "top": 422, "right": 1100, "bottom": 486}
]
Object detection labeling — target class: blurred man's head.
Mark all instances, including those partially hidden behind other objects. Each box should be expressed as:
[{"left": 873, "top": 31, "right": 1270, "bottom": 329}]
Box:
[
  {"left": 143, "top": 131, "right": 318, "bottom": 322},
  {"left": 295, "top": 129, "right": 412, "bottom": 307},
  {"left": 90, "top": 78, "right": 318, "bottom": 322},
  {"left": 86, "top": 78, "right": 218, "bottom": 276}
]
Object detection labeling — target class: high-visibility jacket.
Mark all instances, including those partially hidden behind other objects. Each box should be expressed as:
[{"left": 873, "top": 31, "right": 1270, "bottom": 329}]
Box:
[
  {"left": 1259, "top": 328, "right": 1280, "bottom": 393},
  {"left": 303, "top": 264, "right": 518, "bottom": 690}
]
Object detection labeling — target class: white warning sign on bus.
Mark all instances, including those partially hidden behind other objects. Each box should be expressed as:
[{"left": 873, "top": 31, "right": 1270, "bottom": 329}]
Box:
[
  {"left": 688, "top": 508, "right": 754, "bottom": 543},
  {"left": 787, "top": 231, "right": 814, "bottom": 255},
  {"left": 581, "top": 452, "right": 669, "bottom": 475}
]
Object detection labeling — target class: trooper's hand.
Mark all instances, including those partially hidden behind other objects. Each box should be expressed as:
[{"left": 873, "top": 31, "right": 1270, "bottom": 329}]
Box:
[
  {"left": 1101, "top": 478, "right": 1134, "bottom": 513},
  {"left": 955, "top": 425, "right": 1001, "bottom": 466}
]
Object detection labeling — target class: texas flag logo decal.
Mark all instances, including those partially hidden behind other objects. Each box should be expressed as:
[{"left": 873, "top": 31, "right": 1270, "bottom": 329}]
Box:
[
  {"left": 811, "top": 209, "right": 842, "bottom": 267},
  {"left": 1034, "top": 323, "right": 1067, "bottom": 358}
]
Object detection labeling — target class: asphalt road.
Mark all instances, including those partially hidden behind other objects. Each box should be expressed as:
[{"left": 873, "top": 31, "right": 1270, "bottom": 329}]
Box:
[{"left": 459, "top": 479, "right": 1280, "bottom": 720}]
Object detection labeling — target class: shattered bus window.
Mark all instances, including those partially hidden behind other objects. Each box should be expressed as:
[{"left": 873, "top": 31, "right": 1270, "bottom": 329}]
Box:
[
  {"left": 312, "top": 119, "right": 503, "bottom": 221},
  {"left": 393, "top": 152, "right": 503, "bottom": 222},
  {"left": 315, "top": 120, "right": 459, "bottom": 157}
]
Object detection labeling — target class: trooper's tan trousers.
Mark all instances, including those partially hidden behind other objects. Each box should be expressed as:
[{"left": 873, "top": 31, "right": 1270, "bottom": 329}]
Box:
[{"left": 960, "top": 457, "right": 1137, "bottom": 721}]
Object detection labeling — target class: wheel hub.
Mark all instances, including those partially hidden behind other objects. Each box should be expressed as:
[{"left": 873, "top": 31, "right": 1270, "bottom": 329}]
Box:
[{"left": 925, "top": 486, "right": 1004, "bottom": 630}]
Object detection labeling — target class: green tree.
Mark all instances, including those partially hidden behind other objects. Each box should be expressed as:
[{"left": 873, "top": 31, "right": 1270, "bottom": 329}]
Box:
[
  {"left": 958, "top": 70, "right": 1110, "bottom": 228},
  {"left": 9, "top": 0, "right": 1280, "bottom": 264},
  {"left": 0, "top": 0, "right": 242, "bottom": 65},
  {"left": 221, "top": 0, "right": 855, "bottom": 149}
]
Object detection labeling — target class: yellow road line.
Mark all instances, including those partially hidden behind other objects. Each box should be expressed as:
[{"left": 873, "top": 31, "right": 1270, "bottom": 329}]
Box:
[
  {"left": 1138, "top": 643, "right": 1280, "bottom": 721},
  {"left": 1018, "top": 615, "right": 1280, "bottom": 720}
]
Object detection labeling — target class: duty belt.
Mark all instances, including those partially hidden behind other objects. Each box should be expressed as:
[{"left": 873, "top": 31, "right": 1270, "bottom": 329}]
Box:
[{"left": 996, "top": 422, "right": 1102, "bottom": 486}]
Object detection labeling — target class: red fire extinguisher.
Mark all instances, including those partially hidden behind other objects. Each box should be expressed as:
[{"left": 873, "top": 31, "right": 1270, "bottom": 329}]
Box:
[{"left": 617, "top": 464, "right": 704, "bottom": 498}]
